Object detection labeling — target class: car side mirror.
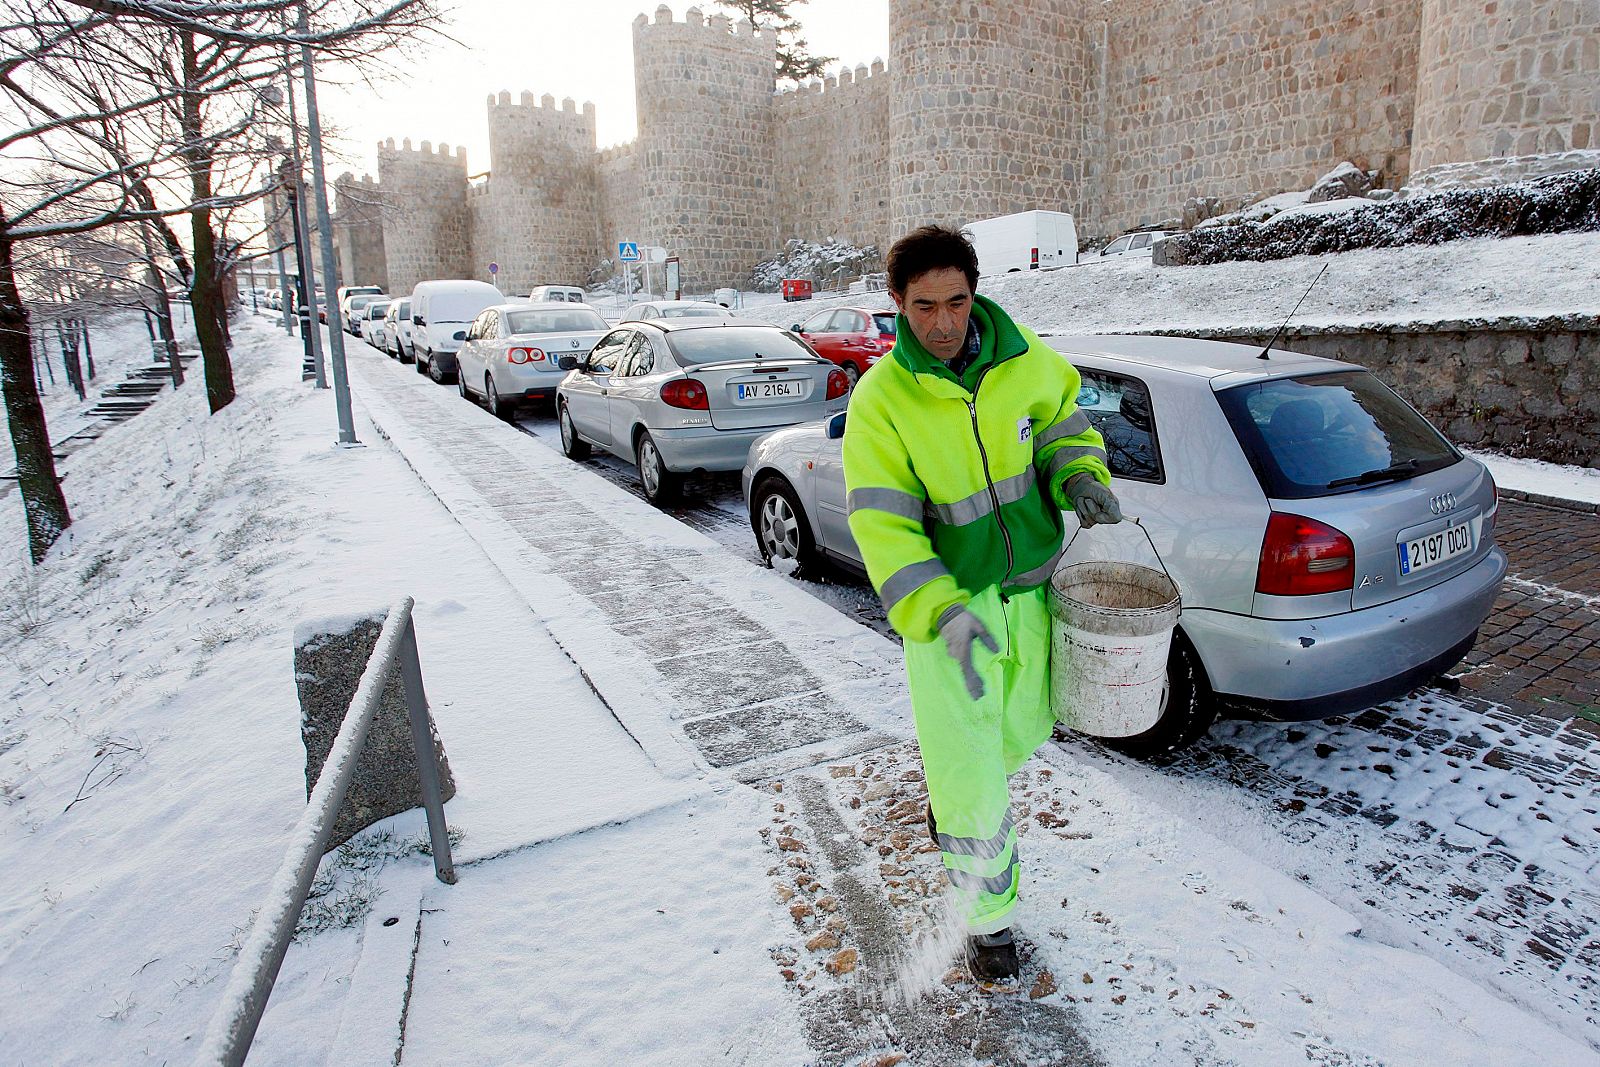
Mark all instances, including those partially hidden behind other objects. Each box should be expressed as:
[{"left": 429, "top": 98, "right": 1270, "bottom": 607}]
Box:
[
  {"left": 557, "top": 355, "right": 579, "bottom": 371},
  {"left": 413, "top": 315, "right": 424, "bottom": 325},
  {"left": 790, "top": 324, "right": 802, "bottom": 332},
  {"left": 826, "top": 410, "right": 847, "bottom": 440},
  {"left": 452, "top": 330, "right": 466, "bottom": 342}
]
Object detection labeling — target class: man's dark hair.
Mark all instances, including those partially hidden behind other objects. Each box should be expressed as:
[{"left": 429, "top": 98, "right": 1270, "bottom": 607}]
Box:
[{"left": 886, "top": 225, "right": 979, "bottom": 296}]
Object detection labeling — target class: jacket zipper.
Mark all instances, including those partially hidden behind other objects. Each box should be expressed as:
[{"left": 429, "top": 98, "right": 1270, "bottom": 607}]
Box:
[{"left": 966, "top": 366, "right": 1015, "bottom": 595}]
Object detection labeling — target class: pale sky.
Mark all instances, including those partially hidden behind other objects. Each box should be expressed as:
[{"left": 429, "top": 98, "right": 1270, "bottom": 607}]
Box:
[{"left": 318, "top": 0, "right": 891, "bottom": 180}]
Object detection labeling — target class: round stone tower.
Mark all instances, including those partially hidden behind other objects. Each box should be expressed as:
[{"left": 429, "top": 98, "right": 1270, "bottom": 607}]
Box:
[
  {"left": 376, "top": 137, "right": 471, "bottom": 296},
  {"left": 888, "top": 0, "right": 1093, "bottom": 240},
  {"left": 632, "top": 6, "right": 777, "bottom": 290},
  {"left": 482, "top": 90, "right": 600, "bottom": 295},
  {"left": 1411, "top": 0, "right": 1600, "bottom": 179}
]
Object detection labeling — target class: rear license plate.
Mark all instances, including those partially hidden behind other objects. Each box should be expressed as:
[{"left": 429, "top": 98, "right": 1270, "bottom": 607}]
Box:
[
  {"left": 737, "top": 381, "right": 803, "bottom": 401},
  {"left": 1399, "top": 519, "right": 1473, "bottom": 575}
]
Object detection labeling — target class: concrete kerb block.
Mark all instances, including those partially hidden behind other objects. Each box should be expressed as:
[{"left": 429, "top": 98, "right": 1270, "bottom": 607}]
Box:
[{"left": 295, "top": 612, "right": 456, "bottom": 852}]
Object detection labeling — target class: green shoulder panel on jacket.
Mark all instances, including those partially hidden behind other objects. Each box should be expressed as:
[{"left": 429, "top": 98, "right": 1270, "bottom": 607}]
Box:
[{"left": 843, "top": 300, "right": 1112, "bottom": 643}]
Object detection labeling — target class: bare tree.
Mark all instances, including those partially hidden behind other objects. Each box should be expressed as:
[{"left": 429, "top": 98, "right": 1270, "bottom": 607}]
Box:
[{"left": 0, "top": 0, "right": 442, "bottom": 562}]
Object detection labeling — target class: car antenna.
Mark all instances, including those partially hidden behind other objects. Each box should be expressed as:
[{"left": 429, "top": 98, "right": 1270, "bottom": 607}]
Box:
[{"left": 1258, "top": 263, "right": 1328, "bottom": 360}]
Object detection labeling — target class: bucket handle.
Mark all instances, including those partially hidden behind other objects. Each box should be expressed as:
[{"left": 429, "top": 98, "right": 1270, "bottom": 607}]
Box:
[{"left": 1062, "top": 515, "right": 1175, "bottom": 581}]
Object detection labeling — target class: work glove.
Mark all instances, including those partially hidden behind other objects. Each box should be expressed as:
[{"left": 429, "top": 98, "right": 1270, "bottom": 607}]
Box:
[
  {"left": 1064, "top": 472, "right": 1123, "bottom": 528},
  {"left": 937, "top": 603, "right": 1000, "bottom": 701}
]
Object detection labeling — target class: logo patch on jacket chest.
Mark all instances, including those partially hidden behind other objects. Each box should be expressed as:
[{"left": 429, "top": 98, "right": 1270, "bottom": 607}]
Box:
[{"left": 1017, "top": 417, "right": 1032, "bottom": 444}]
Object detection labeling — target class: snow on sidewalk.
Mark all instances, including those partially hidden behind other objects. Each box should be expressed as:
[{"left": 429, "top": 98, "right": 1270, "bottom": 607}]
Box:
[{"left": 346, "top": 340, "right": 1594, "bottom": 1064}]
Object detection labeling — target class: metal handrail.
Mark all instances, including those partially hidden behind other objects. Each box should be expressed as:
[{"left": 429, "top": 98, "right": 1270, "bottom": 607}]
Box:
[{"left": 197, "top": 596, "right": 456, "bottom": 1066}]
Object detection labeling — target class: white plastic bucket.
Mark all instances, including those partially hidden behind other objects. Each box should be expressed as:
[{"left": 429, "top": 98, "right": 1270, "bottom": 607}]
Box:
[{"left": 1047, "top": 559, "right": 1182, "bottom": 738}]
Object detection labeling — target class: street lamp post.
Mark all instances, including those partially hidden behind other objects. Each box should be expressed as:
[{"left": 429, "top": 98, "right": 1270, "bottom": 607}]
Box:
[
  {"left": 281, "top": 30, "right": 325, "bottom": 388},
  {"left": 297, "top": 1, "right": 357, "bottom": 445}
]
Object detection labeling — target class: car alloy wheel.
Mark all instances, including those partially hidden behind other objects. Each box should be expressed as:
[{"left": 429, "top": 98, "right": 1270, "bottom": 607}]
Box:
[
  {"left": 559, "top": 403, "right": 590, "bottom": 460},
  {"left": 429, "top": 355, "right": 444, "bottom": 383},
  {"left": 842, "top": 362, "right": 860, "bottom": 386},
  {"left": 753, "top": 477, "right": 821, "bottom": 579},
  {"left": 457, "top": 369, "right": 470, "bottom": 399},
  {"left": 486, "top": 375, "right": 507, "bottom": 419},
  {"left": 636, "top": 431, "right": 680, "bottom": 504}
]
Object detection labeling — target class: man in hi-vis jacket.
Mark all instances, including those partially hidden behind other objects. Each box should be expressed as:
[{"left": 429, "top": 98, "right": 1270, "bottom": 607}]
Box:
[{"left": 843, "top": 225, "right": 1120, "bottom": 980}]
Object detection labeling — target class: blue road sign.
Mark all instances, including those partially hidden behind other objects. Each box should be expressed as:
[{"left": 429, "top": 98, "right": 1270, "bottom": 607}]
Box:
[
  {"left": 618, "top": 242, "right": 640, "bottom": 262},
  {"left": 488, "top": 262, "right": 499, "bottom": 275}
]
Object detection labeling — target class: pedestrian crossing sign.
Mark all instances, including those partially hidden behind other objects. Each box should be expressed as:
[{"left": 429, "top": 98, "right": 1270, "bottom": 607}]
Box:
[{"left": 618, "top": 242, "right": 640, "bottom": 262}]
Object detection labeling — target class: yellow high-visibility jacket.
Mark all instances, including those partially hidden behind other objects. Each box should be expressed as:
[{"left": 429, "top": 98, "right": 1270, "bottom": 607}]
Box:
[{"left": 843, "top": 295, "right": 1111, "bottom": 642}]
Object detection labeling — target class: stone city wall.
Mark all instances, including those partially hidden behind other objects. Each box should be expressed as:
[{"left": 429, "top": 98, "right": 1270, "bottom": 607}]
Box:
[
  {"left": 889, "top": 0, "right": 1096, "bottom": 239},
  {"left": 1411, "top": 0, "right": 1600, "bottom": 176},
  {"left": 477, "top": 91, "right": 600, "bottom": 296},
  {"left": 773, "top": 61, "right": 892, "bottom": 251},
  {"left": 1144, "top": 317, "right": 1600, "bottom": 467},
  {"left": 596, "top": 142, "right": 645, "bottom": 267},
  {"left": 376, "top": 138, "right": 471, "bottom": 296},
  {"left": 333, "top": 173, "right": 388, "bottom": 293},
  {"left": 1091, "top": 0, "right": 1422, "bottom": 235},
  {"left": 633, "top": 6, "right": 777, "bottom": 290}
]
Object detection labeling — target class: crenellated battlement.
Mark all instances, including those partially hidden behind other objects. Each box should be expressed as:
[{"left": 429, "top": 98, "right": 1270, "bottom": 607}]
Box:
[
  {"left": 596, "top": 142, "right": 638, "bottom": 167},
  {"left": 632, "top": 5, "right": 775, "bottom": 54},
  {"left": 774, "top": 58, "right": 889, "bottom": 111},
  {"left": 377, "top": 137, "right": 470, "bottom": 168}
]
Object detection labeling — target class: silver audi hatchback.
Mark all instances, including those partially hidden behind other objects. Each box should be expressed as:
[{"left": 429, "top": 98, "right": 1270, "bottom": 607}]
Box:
[{"left": 742, "top": 334, "right": 1508, "bottom": 755}]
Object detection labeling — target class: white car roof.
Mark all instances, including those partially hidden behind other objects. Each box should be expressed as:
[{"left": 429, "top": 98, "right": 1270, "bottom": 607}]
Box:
[{"left": 1042, "top": 333, "right": 1353, "bottom": 384}]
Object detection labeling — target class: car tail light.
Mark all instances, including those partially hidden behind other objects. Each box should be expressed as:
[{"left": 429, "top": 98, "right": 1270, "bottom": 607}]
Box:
[
  {"left": 1256, "top": 512, "right": 1354, "bottom": 596},
  {"left": 825, "top": 368, "right": 850, "bottom": 399},
  {"left": 507, "top": 347, "right": 545, "bottom": 364},
  {"left": 660, "top": 378, "right": 709, "bottom": 409},
  {"left": 1484, "top": 471, "right": 1499, "bottom": 540},
  {"left": 1030, "top": 247, "right": 1039, "bottom": 269}
]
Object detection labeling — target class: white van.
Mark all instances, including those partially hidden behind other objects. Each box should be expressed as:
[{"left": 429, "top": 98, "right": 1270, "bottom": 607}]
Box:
[
  {"left": 409, "top": 279, "right": 506, "bottom": 382},
  {"left": 527, "top": 284, "right": 585, "bottom": 304},
  {"left": 964, "top": 209, "right": 1079, "bottom": 275}
]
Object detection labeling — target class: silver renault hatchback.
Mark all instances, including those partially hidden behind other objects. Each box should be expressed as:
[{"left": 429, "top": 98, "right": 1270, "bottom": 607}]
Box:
[
  {"left": 742, "top": 334, "right": 1508, "bottom": 755},
  {"left": 558, "top": 319, "right": 850, "bottom": 505}
]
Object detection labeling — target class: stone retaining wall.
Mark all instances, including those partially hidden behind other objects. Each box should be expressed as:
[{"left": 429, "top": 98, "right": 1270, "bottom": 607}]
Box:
[{"left": 1137, "top": 316, "right": 1600, "bottom": 466}]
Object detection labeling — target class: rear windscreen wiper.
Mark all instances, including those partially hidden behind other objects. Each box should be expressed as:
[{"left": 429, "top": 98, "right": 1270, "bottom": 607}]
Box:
[{"left": 1327, "top": 458, "right": 1419, "bottom": 489}]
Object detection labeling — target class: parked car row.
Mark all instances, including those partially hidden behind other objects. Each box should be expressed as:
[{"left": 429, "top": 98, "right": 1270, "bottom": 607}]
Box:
[{"left": 356, "top": 278, "right": 1505, "bottom": 757}]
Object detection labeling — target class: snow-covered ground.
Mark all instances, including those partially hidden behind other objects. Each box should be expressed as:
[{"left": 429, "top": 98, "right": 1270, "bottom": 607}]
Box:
[
  {"left": 737, "top": 229, "right": 1600, "bottom": 334},
  {"left": 2, "top": 241, "right": 1598, "bottom": 1063}
]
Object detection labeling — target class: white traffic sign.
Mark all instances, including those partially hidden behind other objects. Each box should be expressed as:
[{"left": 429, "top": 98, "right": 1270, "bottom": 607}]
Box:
[{"left": 618, "top": 242, "right": 640, "bottom": 262}]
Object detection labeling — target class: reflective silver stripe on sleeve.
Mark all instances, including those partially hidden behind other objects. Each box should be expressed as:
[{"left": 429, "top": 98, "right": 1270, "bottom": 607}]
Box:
[
  {"left": 1008, "top": 545, "right": 1065, "bottom": 589},
  {"left": 879, "top": 558, "right": 952, "bottom": 612},
  {"left": 936, "top": 812, "right": 1016, "bottom": 861},
  {"left": 1044, "top": 444, "right": 1109, "bottom": 482},
  {"left": 846, "top": 486, "right": 925, "bottom": 522},
  {"left": 927, "top": 468, "right": 1037, "bottom": 527},
  {"left": 1032, "top": 409, "right": 1093, "bottom": 451},
  {"left": 946, "top": 863, "right": 1016, "bottom": 896}
]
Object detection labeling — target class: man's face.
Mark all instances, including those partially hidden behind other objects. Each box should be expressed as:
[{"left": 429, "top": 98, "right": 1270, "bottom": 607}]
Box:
[{"left": 893, "top": 267, "right": 973, "bottom": 363}]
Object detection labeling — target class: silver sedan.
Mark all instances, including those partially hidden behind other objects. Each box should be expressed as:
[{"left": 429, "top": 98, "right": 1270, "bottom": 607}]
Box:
[
  {"left": 558, "top": 319, "right": 849, "bottom": 505},
  {"left": 742, "top": 334, "right": 1506, "bottom": 755},
  {"left": 456, "top": 302, "right": 610, "bottom": 418}
]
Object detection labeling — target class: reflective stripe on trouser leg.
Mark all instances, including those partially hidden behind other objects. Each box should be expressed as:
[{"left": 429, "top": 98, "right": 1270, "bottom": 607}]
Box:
[{"left": 904, "top": 584, "right": 1054, "bottom": 933}]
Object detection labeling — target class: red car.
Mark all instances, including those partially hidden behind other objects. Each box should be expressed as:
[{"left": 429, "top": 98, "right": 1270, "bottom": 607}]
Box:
[{"left": 790, "top": 306, "right": 897, "bottom": 384}]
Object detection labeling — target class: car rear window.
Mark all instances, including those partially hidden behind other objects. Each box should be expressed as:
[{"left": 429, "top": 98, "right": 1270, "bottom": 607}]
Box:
[
  {"left": 505, "top": 309, "right": 607, "bottom": 334},
  {"left": 1216, "top": 370, "right": 1459, "bottom": 499},
  {"left": 661, "top": 306, "right": 724, "bottom": 319},
  {"left": 872, "top": 313, "right": 897, "bottom": 337},
  {"left": 665, "top": 326, "right": 820, "bottom": 366}
]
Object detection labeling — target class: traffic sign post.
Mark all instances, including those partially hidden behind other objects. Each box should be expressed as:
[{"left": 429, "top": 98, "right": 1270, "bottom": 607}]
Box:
[
  {"left": 488, "top": 261, "right": 499, "bottom": 280},
  {"left": 618, "top": 241, "right": 639, "bottom": 303}
]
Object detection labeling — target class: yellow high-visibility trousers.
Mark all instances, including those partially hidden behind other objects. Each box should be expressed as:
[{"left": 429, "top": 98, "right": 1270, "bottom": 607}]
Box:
[{"left": 903, "top": 584, "right": 1054, "bottom": 934}]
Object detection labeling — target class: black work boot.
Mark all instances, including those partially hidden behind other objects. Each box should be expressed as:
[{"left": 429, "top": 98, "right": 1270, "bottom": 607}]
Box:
[{"left": 965, "top": 927, "right": 1020, "bottom": 981}]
